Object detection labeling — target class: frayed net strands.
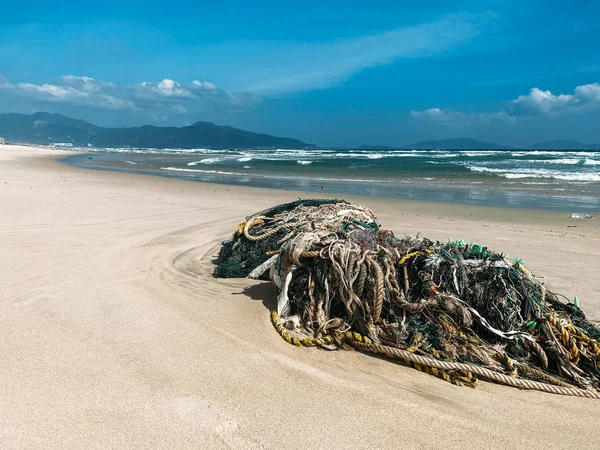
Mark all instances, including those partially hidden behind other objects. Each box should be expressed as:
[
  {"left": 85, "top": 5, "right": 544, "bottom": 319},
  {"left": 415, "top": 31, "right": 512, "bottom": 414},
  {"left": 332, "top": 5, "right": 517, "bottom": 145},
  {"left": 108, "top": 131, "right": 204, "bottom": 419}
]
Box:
[{"left": 214, "top": 200, "right": 600, "bottom": 399}]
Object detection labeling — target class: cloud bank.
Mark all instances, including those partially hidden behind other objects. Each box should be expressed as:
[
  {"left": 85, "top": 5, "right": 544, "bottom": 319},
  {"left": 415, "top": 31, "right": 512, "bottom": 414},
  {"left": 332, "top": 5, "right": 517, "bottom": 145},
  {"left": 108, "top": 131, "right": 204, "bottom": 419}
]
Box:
[
  {"left": 411, "top": 108, "right": 466, "bottom": 123},
  {"left": 411, "top": 107, "right": 513, "bottom": 127},
  {"left": 508, "top": 83, "right": 600, "bottom": 115},
  {"left": 0, "top": 74, "right": 261, "bottom": 120},
  {"left": 412, "top": 82, "right": 600, "bottom": 125}
]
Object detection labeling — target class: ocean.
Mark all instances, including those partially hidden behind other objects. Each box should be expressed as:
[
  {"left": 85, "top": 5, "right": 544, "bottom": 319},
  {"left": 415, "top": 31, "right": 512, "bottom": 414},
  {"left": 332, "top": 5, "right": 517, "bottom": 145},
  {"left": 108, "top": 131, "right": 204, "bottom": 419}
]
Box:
[{"left": 61, "top": 147, "right": 600, "bottom": 213}]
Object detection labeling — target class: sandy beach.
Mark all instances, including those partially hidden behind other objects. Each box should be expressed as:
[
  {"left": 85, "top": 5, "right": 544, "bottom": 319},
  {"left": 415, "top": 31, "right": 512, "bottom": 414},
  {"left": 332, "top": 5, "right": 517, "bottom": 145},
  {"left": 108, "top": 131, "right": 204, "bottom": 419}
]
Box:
[{"left": 2, "top": 143, "right": 599, "bottom": 449}]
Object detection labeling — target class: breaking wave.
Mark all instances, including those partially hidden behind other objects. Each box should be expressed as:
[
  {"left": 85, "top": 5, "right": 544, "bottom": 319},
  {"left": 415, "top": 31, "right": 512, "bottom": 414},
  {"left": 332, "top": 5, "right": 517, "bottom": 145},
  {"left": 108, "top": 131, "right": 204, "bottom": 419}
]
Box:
[{"left": 467, "top": 166, "right": 600, "bottom": 182}]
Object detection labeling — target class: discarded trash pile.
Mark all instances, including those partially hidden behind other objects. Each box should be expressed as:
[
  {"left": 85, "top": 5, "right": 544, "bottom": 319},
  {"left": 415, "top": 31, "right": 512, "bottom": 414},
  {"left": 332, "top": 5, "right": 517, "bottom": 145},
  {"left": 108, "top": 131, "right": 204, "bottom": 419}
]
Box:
[
  {"left": 214, "top": 199, "right": 349, "bottom": 279},
  {"left": 214, "top": 200, "right": 600, "bottom": 398}
]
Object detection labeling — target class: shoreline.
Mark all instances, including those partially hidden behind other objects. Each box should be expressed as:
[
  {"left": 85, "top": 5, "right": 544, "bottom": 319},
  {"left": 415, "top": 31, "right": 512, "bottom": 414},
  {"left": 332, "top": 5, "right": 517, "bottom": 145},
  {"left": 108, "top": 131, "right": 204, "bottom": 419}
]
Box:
[
  {"left": 7, "top": 144, "right": 600, "bottom": 305},
  {"left": 2, "top": 143, "right": 600, "bottom": 448},
  {"left": 61, "top": 149, "right": 600, "bottom": 214},
  {"left": 55, "top": 151, "right": 598, "bottom": 224}
]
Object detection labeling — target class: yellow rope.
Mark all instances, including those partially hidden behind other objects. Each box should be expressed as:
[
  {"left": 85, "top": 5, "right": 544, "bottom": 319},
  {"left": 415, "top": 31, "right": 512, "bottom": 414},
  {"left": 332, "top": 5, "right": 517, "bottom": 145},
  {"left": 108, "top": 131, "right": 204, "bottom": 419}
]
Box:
[
  {"left": 244, "top": 218, "right": 288, "bottom": 242},
  {"left": 270, "top": 311, "right": 600, "bottom": 398},
  {"left": 270, "top": 310, "right": 334, "bottom": 347},
  {"left": 344, "top": 331, "right": 477, "bottom": 387},
  {"left": 549, "top": 315, "right": 583, "bottom": 363},
  {"left": 237, "top": 217, "right": 264, "bottom": 236},
  {"left": 348, "top": 338, "right": 600, "bottom": 399},
  {"left": 398, "top": 249, "right": 432, "bottom": 265}
]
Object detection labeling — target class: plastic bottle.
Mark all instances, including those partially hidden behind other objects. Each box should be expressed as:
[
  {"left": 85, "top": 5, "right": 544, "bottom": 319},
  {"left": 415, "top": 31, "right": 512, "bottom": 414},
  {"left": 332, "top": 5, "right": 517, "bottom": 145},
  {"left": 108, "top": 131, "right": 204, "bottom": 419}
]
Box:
[{"left": 570, "top": 213, "right": 593, "bottom": 219}]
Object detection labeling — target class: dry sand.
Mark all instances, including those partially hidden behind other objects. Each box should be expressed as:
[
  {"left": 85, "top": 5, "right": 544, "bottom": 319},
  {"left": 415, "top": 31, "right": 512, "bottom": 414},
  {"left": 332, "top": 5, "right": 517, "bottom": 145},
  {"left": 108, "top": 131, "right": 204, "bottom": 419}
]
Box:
[{"left": 1, "top": 144, "right": 599, "bottom": 449}]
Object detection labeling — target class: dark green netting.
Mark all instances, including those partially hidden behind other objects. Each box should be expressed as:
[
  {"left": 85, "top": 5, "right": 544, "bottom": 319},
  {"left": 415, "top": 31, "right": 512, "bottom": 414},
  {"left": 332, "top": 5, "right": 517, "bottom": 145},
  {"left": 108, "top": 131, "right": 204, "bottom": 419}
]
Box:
[{"left": 214, "top": 199, "right": 348, "bottom": 279}]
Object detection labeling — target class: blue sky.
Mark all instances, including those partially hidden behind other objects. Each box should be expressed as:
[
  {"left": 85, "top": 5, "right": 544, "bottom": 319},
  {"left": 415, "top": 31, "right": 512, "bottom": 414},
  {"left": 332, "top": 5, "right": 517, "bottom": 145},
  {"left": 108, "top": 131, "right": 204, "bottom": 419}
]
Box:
[{"left": 1, "top": 0, "right": 600, "bottom": 146}]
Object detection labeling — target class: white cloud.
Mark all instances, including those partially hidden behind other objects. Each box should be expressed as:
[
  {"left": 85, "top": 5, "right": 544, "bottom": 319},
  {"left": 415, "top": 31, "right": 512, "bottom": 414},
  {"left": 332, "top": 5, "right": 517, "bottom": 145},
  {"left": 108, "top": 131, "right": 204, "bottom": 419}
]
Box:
[
  {"left": 411, "top": 108, "right": 441, "bottom": 119},
  {"left": 508, "top": 88, "right": 575, "bottom": 115},
  {"left": 60, "top": 75, "right": 115, "bottom": 93},
  {"left": 95, "top": 95, "right": 136, "bottom": 110},
  {"left": 192, "top": 80, "right": 217, "bottom": 90},
  {"left": 0, "top": 75, "right": 135, "bottom": 110},
  {"left": 128, "top": 78, "right": 261, "bottom": 111},
  {"left": 16, "top": 82, "right": 89, "bottom": 101},
  {"left": 0, "top": 74, "right": 259, "bottom": 114},
  {"left": 411, "top": 108, "right": 466, "bottom": 122},
  {"left": 239, "top": 12, "right": 492, "bottom": 95},
  {"left": 136, "top": 79, "right": 193, "bottom": 99},
  {"left": 575, "top": 83, "right": 600, "bottom": 102},
  {"left": 410, "top": 108, "right": 510, "bottom": 127},
  {"left": 412, "top": 82, "right": 600, "bottom": 126},
  {"left": 508, "top": 83, "right": 600, "bottom": 116}
]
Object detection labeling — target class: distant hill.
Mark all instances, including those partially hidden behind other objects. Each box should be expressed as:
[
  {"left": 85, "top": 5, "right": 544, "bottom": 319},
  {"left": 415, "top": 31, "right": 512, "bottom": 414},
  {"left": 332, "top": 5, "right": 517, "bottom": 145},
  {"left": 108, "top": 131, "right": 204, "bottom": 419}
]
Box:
[
  {"left": 405, "top": 138, "right": 509, "bottom": 150},
  {"left": 0, "top": 112, "right": 312, "bottom": 149},
  {"left": 528, "top": 140, "right": 587, "bottom": 150}
]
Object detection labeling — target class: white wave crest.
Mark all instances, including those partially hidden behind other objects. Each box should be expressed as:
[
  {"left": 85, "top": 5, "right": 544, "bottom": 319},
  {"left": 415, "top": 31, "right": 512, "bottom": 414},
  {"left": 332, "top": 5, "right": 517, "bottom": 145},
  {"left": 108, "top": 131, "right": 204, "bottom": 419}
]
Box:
[
  {"left": 161, "top": 167, "right": 237, "bottom": 175},
  {"left": 187, "top": 157, "right": 226, "bottom": 166},
  {"left": 525, "top": 158, "right": 599, "bottom": 165},
  {"left": 468, "top": 166, "right": 600, "bottom": 182},
  {"left": 459, "top": 151, "right": 505, "bottom": 157}
]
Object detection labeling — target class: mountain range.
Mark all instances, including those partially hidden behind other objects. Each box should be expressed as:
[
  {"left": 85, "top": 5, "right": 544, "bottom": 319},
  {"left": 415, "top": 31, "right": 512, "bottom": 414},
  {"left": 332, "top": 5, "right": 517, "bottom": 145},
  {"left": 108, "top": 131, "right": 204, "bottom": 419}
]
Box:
[
  {"left": 1, "top": 112, "right": 599, "bottom": 150},
  {"left": 0, "top": 112, "right": 312, "bottom": 149}
]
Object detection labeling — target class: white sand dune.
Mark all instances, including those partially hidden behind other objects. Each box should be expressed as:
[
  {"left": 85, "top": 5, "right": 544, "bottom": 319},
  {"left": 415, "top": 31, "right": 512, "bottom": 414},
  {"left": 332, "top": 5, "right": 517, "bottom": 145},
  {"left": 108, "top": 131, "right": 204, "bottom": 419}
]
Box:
[{"left": 1, "top": 144, "right": 599, "bottom": 449}]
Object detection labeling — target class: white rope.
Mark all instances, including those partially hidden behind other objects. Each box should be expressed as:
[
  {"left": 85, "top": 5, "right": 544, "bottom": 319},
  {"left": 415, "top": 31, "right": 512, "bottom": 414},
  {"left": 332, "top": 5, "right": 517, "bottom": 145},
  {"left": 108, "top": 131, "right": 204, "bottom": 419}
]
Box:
[
  {"left": 248, "top": 254, "right": 279, "bottom": 279},
  {"left": 277, "top": 266, "right": 296, "bottom": 317}
]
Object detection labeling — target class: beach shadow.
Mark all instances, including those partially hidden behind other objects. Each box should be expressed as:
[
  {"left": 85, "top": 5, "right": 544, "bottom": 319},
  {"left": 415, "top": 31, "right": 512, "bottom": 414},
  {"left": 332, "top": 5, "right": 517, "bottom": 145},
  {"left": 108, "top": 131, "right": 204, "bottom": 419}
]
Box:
[{"left": 236, "top": 282, "right": 279, "bottom": 310}]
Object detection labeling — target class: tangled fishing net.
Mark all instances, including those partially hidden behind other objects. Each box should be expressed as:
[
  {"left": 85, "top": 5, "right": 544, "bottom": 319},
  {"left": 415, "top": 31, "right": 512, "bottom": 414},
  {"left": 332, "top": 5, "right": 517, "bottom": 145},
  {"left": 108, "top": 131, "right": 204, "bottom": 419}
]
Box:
[{"left": 214, "top": 199, "right": 600, "bottom": 398}]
